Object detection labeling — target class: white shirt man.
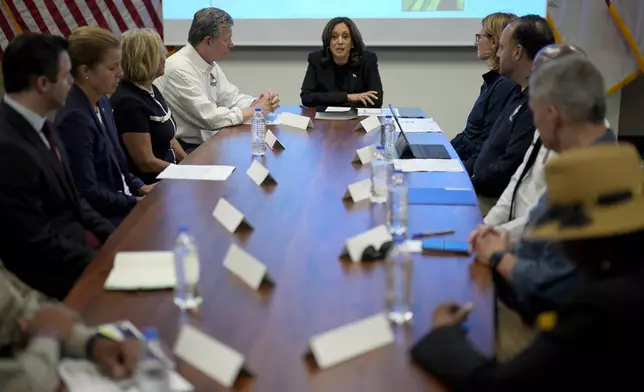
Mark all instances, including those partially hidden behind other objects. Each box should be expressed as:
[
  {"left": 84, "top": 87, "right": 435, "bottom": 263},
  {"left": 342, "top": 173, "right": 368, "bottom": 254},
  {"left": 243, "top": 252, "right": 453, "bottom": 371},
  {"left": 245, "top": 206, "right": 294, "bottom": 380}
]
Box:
[
  {"left": 484, "top": 130, "right": 553, "bottom": 240},
  {"left": 485, "top": 119, "right": 610, "bottom": 240},
  {"left": 154, "top": 44, "right": 256, "bottom": 145}
]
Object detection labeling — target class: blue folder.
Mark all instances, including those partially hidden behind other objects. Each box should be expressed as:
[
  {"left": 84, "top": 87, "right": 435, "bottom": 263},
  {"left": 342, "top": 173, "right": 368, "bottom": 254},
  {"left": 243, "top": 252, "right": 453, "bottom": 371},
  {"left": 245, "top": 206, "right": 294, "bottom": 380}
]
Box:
[
  {"left": 422, "top": 240, "right": 470, "bottom": 254},
  {"left": 408, "top": 188, "right": 477, "bottom": 206}
]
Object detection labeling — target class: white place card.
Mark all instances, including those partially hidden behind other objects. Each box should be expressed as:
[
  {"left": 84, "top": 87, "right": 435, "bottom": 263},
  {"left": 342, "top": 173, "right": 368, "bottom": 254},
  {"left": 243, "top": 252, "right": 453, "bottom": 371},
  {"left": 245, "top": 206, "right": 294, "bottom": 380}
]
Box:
[
  {"left": 265, "top": 130, "right": 285, "bottom": 150},
  {"left": 307, "top": 313, "right": 394, "bottom": 369},
  {"left": 342, "top": 225, "right": 392, "bottom": 262},
  {"left": 351, "top": 144, "right": 377, "bottom": 165},
  {"left": 222, "top": 243, "right": 272, "bottom": 290},
  {"left": 104, "top": 251, "right": 175, "bottom": 290},
  {"left": 213, "top": 198, "right": 253, "bottom": 233},
  {"left": 174, "top": 324, "right": 248, "bottom": 388},
  {"left": 393, "top": 159, "right": 463, "bottom": 173},
  {"left": 353, "top": 115, "right": 381, "bottom": 134},
  {"left": 279, "top": 112, "right": 314, "bottom": 130},
  {"left": 157, "top": 164, "right": 235, "bottom": 181},
  {"left": 246, "top": 160, "right": 277, "bottom": 187},
  {"left": 342, "top": 178, "right": 372, "bottom": 203}
]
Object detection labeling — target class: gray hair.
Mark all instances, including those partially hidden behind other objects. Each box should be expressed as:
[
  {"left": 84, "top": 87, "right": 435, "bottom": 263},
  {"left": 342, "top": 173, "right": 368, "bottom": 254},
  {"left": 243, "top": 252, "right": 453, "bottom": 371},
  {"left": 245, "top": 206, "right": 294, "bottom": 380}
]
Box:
[
  {"left": 187, "top": 7, "right": 234, "bottom": 46},
  {"left": 530, "top": 55, "right": 606, "bottom": 125}
]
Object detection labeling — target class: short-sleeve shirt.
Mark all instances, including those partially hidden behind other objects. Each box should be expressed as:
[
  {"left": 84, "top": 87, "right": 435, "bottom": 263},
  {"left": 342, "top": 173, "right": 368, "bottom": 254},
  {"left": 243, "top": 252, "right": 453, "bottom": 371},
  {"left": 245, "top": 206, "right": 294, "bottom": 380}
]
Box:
[{"left": 110, "top": 81, "right": 177, "bottom": 184}]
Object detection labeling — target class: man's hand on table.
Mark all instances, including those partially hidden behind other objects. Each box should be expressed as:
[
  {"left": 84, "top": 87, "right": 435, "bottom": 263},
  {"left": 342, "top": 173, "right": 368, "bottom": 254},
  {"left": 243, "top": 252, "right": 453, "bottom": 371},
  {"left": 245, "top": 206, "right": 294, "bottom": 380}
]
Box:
[{"left": 90, "top": 338, "right": 141, "bottom": 379}]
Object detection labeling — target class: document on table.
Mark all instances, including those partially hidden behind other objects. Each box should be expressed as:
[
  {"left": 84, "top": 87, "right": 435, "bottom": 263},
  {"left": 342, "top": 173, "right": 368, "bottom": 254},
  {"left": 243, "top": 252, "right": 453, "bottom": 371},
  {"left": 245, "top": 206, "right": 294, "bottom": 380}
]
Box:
[
  {"left": 59, "top": 359, "right": 194, "bottom": 392},
  {"left": 357, "top": 108, "right": 400, "bottom": 117},
  {"left": 393, "top": 159, "right": 463, "bottom": 172},
  {"left": 157, "top": 164, "right": 235, "bottom": 181},
  {"left": 325, "top": 106, "right": 352, "bottom": 112},
  {"left": 104, "top": 251, "right": 176, "bottom": 290},
  {"left": 394, "top": 118, "right": 442, "bottom": 133},
  {"left": 314, "top": 112, "right": 358, "bottom": 120}
]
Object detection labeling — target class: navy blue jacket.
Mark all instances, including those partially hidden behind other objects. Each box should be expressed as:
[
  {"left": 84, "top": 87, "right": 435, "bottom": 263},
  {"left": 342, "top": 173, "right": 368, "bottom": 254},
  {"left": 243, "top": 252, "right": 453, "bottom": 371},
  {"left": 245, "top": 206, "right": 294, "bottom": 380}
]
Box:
[
  {"left": 55, "top": 84, "right": 143, "bottom": 224},
  {"left": 468, "top": 87, "right": 535, "bottom": 198},
  {"left": 451, "top": 71, "right": 519, "bottom": 162}
]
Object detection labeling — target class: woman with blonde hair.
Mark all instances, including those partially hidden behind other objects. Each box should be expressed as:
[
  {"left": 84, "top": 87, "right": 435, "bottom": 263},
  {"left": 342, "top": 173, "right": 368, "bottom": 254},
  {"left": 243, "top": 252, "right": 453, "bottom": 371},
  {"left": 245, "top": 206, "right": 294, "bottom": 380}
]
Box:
[
  {"left": 451, "top": 12, "right": 520, "bottom": 165},
  {"left": 54, "top": 26, "right": 149, "bottom": 226},
  {"left": 110, "top": 28, "right": 186, "bottom": 184}
]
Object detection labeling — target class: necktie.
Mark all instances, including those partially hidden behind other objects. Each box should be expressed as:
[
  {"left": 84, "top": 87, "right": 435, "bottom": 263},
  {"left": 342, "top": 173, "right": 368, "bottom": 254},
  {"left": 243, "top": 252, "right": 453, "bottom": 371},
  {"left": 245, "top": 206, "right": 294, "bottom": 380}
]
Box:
[
  {"left": 509, "top": 137, "right": 542, "bottom": 221},
  {"left": 41, "top": 122, "right": 60, "bottom": 165}
]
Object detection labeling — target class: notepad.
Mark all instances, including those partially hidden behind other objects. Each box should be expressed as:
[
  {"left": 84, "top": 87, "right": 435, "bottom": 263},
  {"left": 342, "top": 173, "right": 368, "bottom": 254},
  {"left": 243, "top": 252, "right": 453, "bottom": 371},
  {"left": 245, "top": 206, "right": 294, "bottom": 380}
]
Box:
[
  {"left": 157, "top": 164, "right": 235, "bottom": 181},
  {"left": 393, "top": 159, "right": 463, "bottom": 172},
  {"left": 408, "top": 187, "right": 476, "bottom": 205},
  {"left": 59, "top": 359, "right": 194, "bottom": 392},
  {"left": 104, "top": 251, "right": 176, "bottom": 291}
]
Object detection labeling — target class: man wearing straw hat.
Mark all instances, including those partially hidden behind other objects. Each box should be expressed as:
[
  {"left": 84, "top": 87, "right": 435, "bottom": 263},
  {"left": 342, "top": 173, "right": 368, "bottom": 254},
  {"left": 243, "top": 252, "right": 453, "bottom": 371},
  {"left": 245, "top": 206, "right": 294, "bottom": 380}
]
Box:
[
  {"left": 470, "top": 55, "right": 616, "bottom": 322},
  {"left": 411, "top": 143, "right": 644, "bottom": 391}
]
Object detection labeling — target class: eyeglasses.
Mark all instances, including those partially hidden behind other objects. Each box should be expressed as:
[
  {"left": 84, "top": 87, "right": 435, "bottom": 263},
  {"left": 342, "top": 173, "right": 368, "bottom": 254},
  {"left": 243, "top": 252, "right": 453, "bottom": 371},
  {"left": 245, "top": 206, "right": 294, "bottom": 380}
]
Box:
[{"left": 475, "top": 33, "right": 492, "bottom": 42}]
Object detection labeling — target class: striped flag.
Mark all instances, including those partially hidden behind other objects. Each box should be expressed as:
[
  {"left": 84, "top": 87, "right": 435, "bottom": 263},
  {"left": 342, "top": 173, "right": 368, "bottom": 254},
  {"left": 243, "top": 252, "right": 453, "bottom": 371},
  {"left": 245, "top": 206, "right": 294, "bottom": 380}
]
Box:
[
  {"left": 547, "top": 0, "right": 641, "bottom": 95},
  {"left": 0, "top": 0, "right": 163, "bottom": 58},
  {"left": 606, "top": 0, "right": 644, "bottom": 74}
]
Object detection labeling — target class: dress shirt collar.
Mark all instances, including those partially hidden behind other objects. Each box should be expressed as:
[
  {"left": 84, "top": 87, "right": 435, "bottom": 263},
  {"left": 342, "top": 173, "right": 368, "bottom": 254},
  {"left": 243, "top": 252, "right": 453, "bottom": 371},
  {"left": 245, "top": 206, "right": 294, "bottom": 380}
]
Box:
[
  {"left": 184, "top": 44, "right": 214, "bottom": 74},
  {"left": 3, "top": 95, "right": 46, "bottom": 132}
]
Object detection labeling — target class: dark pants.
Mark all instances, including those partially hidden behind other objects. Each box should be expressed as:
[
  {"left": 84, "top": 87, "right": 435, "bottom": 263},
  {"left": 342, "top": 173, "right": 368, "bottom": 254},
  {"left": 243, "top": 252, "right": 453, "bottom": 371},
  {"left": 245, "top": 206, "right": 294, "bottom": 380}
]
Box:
[
  {"left": 178, "top": 139, "right": 200, "bottom": 154},
  {"left": 494, "top": 273, "right": 537, "bottom": 326}
]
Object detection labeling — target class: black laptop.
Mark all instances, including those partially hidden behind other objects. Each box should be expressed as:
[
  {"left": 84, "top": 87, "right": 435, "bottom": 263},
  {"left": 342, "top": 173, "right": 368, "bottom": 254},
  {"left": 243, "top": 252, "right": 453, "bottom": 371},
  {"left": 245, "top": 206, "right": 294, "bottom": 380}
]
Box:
[{"left": 390, "top": 104, "right": 451, "bottom": 160}]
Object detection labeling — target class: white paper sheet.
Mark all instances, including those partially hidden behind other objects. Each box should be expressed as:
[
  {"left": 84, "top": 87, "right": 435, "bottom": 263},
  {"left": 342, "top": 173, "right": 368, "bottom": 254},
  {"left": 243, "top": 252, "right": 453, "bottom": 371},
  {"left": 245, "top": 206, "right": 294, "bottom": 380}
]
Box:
[
  {"left": 394, "top": 118, "right": 442, "bottom": 133},
  {"left": 393, "top": 159, "right": 463, "bottom": 173},
  {"left": 157, "top": 164, "right": 235, "bottom": 181},
  {"left": 325, "top": 106, "right": 352, "bottom": 112},
  {"left": 357, "top": 108, "right": 400, "bottom": 117},
  {"left": 104, "top": 252, "right": 176, "bottom": 290},
  {"left": 59, "top": 359, "right": 194, "bottom": 392},
  {"left": 314, "top": 112, "right": 358, "bottom": 120}
]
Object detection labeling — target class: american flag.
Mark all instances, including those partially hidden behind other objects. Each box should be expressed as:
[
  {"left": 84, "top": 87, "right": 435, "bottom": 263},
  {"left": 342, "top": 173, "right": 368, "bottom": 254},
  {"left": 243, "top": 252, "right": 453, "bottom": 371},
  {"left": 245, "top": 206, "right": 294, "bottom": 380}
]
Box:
[{"left": 0, "top": 0, "right": 165, "bottom": 58}]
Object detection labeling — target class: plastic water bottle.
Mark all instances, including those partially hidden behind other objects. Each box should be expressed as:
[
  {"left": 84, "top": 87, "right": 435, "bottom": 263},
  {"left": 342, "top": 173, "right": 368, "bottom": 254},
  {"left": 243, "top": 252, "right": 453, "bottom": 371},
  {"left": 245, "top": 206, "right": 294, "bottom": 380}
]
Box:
[
  {"left": 383, "top": 115, "right": 396, "bottom": 161},
  {"left": 386, "top": 237, "right": 413, "bottom": 325},
  {"left": 173, "top": 226, "right": 202, "bottom": 310},
  {"left": 387, "top": 170, "right": 408, "bottom": 237},
  {"left": 252, "top": 108, "right": 266, "bottom": 156},
  {"left": 370, "top": 145, "right": 388, "bottom": 204},
  {"left": 135, "top": 329, "right": 171, "bottom": 392}
]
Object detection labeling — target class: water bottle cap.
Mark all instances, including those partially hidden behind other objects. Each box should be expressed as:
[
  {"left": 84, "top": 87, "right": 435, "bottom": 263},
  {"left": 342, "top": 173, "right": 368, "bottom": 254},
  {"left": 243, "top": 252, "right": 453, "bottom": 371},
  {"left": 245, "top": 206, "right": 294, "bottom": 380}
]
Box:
[
  {"left": 385, "top": 115, "right": 392, "bottom": 119},
  {"left": 255, "top": 108, "right": 262, "bottom": 112},
  {"left": 376, "top": 145, "right": 384, "bottom": 150},
  {"left": 394, "top": 169, "right": 403, "bottom": 174},
  {"left": 178, "top": 225, "right": 189, "bottom": 233},
  {"left": 143, "top": 327, "right": 159, "bottom": 341}
]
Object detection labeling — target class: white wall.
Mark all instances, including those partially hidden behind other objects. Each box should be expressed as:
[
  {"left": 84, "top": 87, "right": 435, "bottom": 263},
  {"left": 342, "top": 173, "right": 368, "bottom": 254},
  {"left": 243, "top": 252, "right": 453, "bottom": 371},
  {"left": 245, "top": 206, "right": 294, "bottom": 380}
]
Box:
[{"left": 217, "top": 47, "right": 622, "bottom": 138}]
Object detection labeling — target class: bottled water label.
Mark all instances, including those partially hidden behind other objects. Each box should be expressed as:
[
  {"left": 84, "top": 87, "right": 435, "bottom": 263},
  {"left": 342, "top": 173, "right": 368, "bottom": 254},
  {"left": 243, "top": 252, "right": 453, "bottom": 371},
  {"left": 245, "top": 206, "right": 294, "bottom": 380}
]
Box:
[{"left": 182, "top": 253, "right": 200, "bottom": 285}]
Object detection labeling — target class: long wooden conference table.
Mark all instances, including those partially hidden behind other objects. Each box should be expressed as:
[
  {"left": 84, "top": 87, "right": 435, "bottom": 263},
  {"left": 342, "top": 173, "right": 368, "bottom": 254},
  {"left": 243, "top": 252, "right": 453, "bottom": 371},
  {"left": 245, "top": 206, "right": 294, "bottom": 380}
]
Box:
[{"left": 65, "top": 106, "right": 494, "bottom": 391}]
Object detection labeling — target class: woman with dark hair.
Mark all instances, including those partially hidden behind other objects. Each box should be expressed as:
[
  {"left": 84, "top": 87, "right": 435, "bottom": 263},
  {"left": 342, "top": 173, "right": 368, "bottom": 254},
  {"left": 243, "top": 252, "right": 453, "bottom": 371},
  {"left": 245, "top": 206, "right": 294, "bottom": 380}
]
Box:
[
  {"left": 411, "top": 143, "right": 644, "bottom": 391},
  {"left": 300, "top": 16, "right": 383, "bottom": 108}
]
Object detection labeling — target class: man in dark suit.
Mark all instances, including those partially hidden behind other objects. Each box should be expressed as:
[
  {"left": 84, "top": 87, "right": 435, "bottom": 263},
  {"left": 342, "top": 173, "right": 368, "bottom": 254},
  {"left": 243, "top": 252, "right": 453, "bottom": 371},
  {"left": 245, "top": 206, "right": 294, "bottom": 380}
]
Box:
[{"left": 0, "top": 33, "right": 114, "bottom": 300}]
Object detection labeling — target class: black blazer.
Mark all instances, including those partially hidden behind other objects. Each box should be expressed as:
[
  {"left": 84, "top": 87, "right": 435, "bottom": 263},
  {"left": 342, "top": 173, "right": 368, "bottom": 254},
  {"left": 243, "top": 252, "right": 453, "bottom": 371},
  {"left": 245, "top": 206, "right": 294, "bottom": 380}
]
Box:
[
  {"left": 410, "top": 265, "right": 644, "bottom": 392},
  {"left": 55, "top": 84, "right": 143, "bottom": 225},
  {"left": 300, "top": 49, "right": 383, "bottom": 108},
  {"left": 0, "top": 101, "right": 114, "bottom": 300}
]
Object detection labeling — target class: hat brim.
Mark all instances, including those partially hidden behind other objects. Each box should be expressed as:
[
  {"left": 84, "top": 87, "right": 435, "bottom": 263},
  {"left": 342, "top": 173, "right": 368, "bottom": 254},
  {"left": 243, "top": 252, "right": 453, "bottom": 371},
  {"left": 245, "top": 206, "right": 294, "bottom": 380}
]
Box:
[{"left": 526, "top": 198, "right": 644, "bottom": 241}]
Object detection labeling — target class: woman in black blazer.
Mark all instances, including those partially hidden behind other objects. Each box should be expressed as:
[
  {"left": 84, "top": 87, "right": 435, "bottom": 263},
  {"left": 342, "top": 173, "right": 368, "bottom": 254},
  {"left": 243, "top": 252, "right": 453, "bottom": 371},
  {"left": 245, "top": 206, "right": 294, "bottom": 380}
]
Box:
[
  {"left": 300, "top": 17, "right": 383, "bottom": 108},
  {"left": 54, "top": 27, "right": 151, "bottom": 226}
]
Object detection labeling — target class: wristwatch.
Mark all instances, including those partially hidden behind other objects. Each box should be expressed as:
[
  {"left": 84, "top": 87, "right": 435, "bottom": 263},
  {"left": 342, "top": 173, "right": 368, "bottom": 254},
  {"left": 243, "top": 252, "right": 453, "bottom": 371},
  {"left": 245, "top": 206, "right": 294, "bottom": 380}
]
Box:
[{"left": 489, "top": 251, "right": 506, "bottom": 271}]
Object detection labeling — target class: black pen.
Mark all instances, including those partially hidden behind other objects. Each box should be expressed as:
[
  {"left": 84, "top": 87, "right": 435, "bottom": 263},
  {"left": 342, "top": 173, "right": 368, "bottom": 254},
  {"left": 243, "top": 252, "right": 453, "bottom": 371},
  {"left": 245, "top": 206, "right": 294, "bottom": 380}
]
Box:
[{"left": 411, "top": 230, "right": 455, "bottom": 239}]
